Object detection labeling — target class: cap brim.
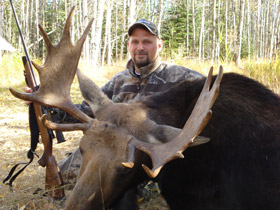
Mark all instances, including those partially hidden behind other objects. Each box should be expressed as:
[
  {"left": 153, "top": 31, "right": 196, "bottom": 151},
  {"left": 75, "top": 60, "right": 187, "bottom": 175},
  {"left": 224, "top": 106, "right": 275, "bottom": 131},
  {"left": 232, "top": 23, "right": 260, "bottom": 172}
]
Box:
[{"left": 128, "top": 23, "right": 158, "bottom": 37}]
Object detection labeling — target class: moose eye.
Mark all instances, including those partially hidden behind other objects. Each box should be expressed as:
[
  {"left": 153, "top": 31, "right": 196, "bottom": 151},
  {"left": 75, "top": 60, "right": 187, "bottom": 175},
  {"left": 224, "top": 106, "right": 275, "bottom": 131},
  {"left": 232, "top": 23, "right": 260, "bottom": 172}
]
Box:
[
  {"left": 79, "top": 146, "right": 84, "bottom": 155},
  {"left": 116, "top": 165, "right": 132, "bottom": 177}
]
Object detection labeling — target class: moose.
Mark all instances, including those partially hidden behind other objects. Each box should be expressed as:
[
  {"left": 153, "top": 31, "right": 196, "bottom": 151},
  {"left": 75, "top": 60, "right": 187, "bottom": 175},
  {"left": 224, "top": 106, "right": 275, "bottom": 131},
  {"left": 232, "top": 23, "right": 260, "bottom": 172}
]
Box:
[{"left": 10, "top": 7, "right": 280, "bottom": 210}]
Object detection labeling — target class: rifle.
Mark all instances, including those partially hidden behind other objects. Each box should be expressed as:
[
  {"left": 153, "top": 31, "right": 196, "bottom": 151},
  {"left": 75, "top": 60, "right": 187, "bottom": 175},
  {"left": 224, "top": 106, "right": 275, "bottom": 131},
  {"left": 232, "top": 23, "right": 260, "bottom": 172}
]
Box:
[
  {"left": 4, "top": 0, "right": 65, "bottom": 199},
  {"left": 22, "top": 57, "right": 65, "bottom": 199}
]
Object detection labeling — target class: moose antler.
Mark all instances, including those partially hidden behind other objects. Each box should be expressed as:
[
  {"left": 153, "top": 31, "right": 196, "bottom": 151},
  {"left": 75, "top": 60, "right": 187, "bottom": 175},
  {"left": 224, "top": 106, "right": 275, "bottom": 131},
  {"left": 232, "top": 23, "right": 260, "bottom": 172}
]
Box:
[
  {"left": 123, "top": 66, "right": 223, "bottom": 178},
  {"left": 9, "top": 7, "right": 93, "bottom": 123}
]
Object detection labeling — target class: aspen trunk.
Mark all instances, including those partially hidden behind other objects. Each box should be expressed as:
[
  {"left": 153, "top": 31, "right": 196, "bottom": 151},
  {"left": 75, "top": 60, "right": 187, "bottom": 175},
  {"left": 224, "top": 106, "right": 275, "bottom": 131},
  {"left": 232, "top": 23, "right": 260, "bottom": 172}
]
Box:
[{"left": 198, "top": 0, "right": 205, "bottom": 62}]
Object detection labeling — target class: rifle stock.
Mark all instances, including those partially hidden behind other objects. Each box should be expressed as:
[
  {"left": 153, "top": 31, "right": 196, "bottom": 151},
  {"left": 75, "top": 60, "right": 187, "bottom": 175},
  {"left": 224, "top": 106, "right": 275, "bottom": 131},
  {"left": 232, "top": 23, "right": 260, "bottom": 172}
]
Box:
[{"left": 22, "top": 56, "right": 65, "bottom": 199}]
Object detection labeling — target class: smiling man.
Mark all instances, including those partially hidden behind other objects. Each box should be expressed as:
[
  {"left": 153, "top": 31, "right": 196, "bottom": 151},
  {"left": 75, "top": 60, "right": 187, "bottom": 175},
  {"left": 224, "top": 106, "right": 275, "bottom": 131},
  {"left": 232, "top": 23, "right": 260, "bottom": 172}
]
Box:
[{"left": 128, "top": 22, "right": 163, "bottom": 70}]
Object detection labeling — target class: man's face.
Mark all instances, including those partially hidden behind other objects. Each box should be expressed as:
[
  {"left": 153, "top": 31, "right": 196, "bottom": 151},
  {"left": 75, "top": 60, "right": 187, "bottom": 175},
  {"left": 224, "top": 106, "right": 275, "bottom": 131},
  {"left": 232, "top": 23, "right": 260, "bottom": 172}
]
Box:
[{"left": 128, "top": 27, "right": 163, "bottom": 69}]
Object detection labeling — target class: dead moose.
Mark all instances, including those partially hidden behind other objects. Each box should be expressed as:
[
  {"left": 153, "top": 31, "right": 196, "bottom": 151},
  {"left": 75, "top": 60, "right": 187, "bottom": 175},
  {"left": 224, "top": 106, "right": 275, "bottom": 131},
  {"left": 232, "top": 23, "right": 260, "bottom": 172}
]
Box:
[{"left": 10, "top": 7, "right": 280, "bottom": 210}]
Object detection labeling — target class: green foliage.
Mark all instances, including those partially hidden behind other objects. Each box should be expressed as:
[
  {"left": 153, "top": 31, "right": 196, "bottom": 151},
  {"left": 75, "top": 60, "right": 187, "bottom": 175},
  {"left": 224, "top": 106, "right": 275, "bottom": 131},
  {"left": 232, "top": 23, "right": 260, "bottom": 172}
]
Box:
[{"left": 161, "top": 1, "right": 187, "bottom": 58}]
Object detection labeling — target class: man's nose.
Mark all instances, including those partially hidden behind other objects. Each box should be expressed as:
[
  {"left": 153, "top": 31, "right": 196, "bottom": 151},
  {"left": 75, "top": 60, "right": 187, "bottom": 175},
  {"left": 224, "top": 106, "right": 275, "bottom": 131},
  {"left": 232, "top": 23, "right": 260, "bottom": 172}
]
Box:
[{"left": 137, "top": 43, "right": 144, "bottom": 50}]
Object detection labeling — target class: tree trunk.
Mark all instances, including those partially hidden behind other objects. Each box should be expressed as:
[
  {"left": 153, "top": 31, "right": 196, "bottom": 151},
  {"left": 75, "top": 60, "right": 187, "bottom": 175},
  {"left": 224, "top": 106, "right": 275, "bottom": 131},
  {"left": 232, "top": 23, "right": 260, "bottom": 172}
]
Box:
[
  {"left": 151, "top": 0, "right": 156, "bottom": 22},
  {"left": 199, "top": 0, "right": 205, "bottom": 62},
  {"left": 90, "top": 0, "right": 98, "bottom": 62},
  {"left": 225, "top": 0, "right": 228, "bottom": 61},
  {"left": 92, "top": 0, "right": 105, "bottom": 66},
  {"left": 216, "top": 0, "right": 221, "bottom": 61},
  {"left": 102, "top": 0, "right": 112, "bottom": 65},
  {"left": 107, "top": 1, "right": 112, "bottom": 65},
  {"left": 120, "top": 0, "right": 127, "bottom": 61},
  {"left": 247, "top": 0, "right": 250, "bottom": 60},
  {"left": 0, "top": 1, "right": 3, "bottom": 37},
  {"left": 260, "top": 2, "right": 264, "bottom": 58},
  {"left": 256, "top": 0, "right": 261, "bottom": 59},
  {"left": 211, "top": 0, "right": 216, "bottom": 62},
  {"left": 191, "top": 0, "right": 195, "bottom": 56},
  {"left": 25, "top": 0, "right": 30, "bottom": 46},
  {"left": 65, "top": 0, "right": 68, "bottom": 20},
  {"left": 269, "top": 0, "right": 279, "bottom": 59},
  {"left": 115, "top": 2, "right": 118, "bottom": 63},
  {"left": 231, "top": 0, "right": 238, "bottom": 62},
  {"left": 264, "top": 1, "right": 270, "bottom": 58},
  {"left": 157, "top": 0, "right": 163, "bottom": 37},
  {"left": 185, "top": 0, "right": 189, "bottom": 56},
  {"left": 129, "top": 0, "right": 136, "bottom": 26},
  {"left": 41, "top": 0, "right": 45, "bottom": 59},
  {"left": 237, "top": 0, "right": 245, "bottom": 64},
  {"left": 35, "top": 0, "right": 39, "bottom": 55},
  {"left": 83, "top": 0, "right": 89, "bottom": 63},
  {"left": 76, "top": 0, "right": 82, "bottom": 38}
]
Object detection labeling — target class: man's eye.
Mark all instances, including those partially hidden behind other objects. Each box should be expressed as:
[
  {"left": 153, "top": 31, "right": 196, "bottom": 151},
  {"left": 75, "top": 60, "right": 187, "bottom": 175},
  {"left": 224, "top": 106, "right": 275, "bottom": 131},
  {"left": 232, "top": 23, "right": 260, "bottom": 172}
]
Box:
[{"left": 79, "top": 147, "right": 84, "bottom": 155}]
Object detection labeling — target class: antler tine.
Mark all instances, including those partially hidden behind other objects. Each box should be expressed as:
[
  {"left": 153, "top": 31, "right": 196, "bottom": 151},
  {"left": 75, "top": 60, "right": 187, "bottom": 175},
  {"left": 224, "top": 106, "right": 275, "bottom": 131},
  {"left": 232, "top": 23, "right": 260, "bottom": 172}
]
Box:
[
  {"left": 125, "top": 66, "right": 223, "bottom": 178},
  {"left": 41, "top": 114, "right": 92, "bottom": 132},
  {"left": 38, "top": 24, "right": 53, "bottom": 50},
  {"left": 77, "top": 18, "right": 94, "bottom": 49},
  {"left": 61, "top": 6, "right": 75, "bottom": 42},
  {"left": 9, "top": 6, "right": 94, "bottom": 123}
]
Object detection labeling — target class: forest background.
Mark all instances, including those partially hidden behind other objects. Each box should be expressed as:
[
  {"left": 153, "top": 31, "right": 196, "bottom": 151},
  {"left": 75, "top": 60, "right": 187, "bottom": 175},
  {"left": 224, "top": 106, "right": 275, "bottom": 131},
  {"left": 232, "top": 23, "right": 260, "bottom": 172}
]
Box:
[
  {"left": 1, "top": 0, "right": 280, "bottom": 93},
  {"left": 0, "top": 0, "right": 280, "bottom": 93},
  {"left": 0, "top": 0, "right": 280, "bottom": 209}
]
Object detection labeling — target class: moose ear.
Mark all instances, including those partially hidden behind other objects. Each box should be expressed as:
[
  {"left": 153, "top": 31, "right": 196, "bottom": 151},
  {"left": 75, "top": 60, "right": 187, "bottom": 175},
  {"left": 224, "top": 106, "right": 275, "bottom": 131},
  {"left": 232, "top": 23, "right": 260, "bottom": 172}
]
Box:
[
  {"left": 77, "top": 69, "right": 113, "bottom": 115},
  {"left": 150, "top": 124, "right": 210, "bottom": 147}
]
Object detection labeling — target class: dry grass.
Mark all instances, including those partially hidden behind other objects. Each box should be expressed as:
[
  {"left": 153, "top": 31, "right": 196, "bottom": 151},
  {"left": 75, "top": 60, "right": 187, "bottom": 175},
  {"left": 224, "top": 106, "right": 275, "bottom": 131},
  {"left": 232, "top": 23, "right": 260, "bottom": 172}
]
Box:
[{"left": 0, "top": 55, "right": 279, "bottom": 209}]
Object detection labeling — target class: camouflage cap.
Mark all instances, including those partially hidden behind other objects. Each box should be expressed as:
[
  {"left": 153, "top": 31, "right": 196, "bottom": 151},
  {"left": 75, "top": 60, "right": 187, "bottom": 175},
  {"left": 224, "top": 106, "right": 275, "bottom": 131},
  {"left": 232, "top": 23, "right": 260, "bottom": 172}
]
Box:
[{"left": 128, "top": 19, "right": 159, "bottom": 38}]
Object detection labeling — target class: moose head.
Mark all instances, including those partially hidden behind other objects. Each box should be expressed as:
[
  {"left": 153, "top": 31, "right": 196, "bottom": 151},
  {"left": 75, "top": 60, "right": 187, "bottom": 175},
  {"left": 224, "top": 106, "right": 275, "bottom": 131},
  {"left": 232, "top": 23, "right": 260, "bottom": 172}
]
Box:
[{"left": 10, "top": 7, "right": 223, "bottom": 209}]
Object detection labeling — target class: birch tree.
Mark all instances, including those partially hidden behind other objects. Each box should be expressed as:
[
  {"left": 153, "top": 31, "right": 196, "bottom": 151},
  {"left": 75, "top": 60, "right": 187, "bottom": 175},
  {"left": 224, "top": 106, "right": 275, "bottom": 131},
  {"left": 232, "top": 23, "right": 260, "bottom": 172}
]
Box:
[
  {"left": 191, "top": 0, "right": 195, "bottom": 56},
  {"left": 247, "top": 0, "right": 250, "bottom": 60},
  {"left": 120, "top": 0, "right": 127, "bottom": 61},
  {"left": 157, "top": 0, "right": 163, "bottom": 37},
  {"left": 198, "top": 0, "right": 205, "bottom": 62},
  {"left": 225, "top": 0, "right": 228, "bottom": 60},
  {"left": 0, "top": 1, "right": 3, "bottom": 37},
  {"left": 211, "top": 0, "right": 216, "bottom": 62},
  {"left": 65, "top": 0, "right": 68, "bottom": 19},
  {"left": 90, "top": 0, "right": 98, "bottom": 63},
  {"left": 185, "top": 0, "right": 189, "bottom": 55},
  {"left": 216, "top": 0, "right": 221, "bottom": 60},
  {"left": 237, "top": 0, "right": 245, "bottom": 64},
  {"left": 128, "top": 0, "right": 136, "bottom": 26},
  {"left": 92, "top": 0, "right": 105, "bottom": 65},
  {"left": 114, "top": 2, "right": 118, "bottom": 63},
  {"left": 35, "top": 0, "right": 39, "bottom": 54},
  {"left": 24, "top": 0, "right": 29, "bottom": 46},
  {"left": 256, "top": 0, "right": 261, "bottom": 59},
  {"left": 102, "top": 0, "right": 112, "bottom": 65},
  {"left": 83, "top": 0, "right": 89, "bottom": 63},
  {"left": 269, "top": 0, "right": 279, "bottom": 59}
]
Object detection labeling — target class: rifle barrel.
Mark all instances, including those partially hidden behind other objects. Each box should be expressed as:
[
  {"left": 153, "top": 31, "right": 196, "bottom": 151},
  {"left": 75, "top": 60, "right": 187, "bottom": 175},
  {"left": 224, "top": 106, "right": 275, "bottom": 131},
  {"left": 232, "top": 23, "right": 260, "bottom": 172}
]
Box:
[{"left": 9, "top": 0, "right": 38, "bottom": 88}]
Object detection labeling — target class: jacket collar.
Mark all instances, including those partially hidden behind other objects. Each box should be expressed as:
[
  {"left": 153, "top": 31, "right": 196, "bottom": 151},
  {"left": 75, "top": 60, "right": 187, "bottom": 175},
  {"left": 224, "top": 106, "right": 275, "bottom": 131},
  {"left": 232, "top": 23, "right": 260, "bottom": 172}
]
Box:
[{"left": 126, "top": 56, "right": 162, "bottom": 79}]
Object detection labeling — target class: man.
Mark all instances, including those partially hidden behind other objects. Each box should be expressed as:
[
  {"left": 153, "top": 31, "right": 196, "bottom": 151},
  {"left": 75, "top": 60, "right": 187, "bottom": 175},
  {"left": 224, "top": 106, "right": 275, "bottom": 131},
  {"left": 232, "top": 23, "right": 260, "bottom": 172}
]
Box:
[
  {"left": 102, "top": 19, "right": 202, "bottom": 103},
  {"left": 58, "top": 19, "right": 203, "bottom": 179}
]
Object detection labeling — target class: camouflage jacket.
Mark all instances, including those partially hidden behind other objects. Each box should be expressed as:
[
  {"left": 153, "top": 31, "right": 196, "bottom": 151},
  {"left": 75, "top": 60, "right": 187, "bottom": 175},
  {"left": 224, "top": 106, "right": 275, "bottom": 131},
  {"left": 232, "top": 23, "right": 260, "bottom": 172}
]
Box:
[
  {"left": 59, "top": 57, "right": 204, "bottom": 122},
  {"left": 101, "top": 56, "right": 204, "bottom": 103}
]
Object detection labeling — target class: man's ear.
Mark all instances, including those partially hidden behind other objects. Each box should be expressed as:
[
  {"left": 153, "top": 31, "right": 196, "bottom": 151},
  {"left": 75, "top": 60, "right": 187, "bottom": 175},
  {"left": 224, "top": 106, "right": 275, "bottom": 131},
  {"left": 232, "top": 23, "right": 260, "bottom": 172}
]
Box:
[{"left": 157, "top": 39, "right": 163, "bottom": 52}]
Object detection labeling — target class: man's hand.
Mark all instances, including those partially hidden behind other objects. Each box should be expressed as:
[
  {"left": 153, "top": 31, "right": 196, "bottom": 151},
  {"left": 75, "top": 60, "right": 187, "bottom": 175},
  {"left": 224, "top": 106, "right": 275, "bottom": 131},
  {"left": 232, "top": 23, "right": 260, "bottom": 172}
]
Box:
[{"left": 23, "top": 87, "right": 32, "bottom": 105}]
